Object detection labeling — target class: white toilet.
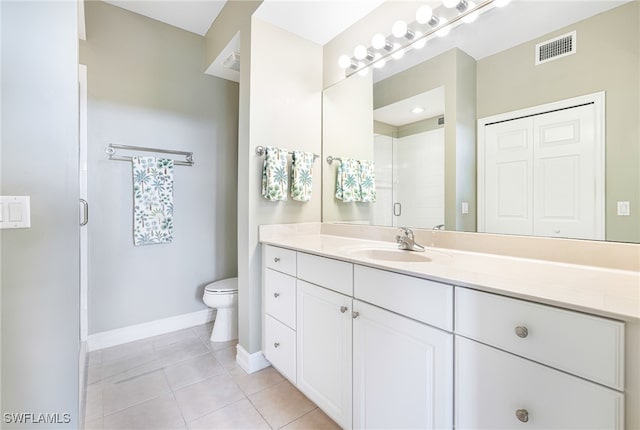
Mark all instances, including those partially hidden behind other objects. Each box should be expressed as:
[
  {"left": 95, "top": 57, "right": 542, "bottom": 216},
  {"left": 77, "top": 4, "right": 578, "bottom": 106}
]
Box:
[{"left": 202, "top": 277, "right": 238, "bottom": 342}]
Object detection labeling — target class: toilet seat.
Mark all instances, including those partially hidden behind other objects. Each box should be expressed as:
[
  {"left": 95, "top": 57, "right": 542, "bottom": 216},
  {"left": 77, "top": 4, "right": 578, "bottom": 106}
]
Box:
[{"left": 205, "top": 278, "right": 238, "bottom": 294}]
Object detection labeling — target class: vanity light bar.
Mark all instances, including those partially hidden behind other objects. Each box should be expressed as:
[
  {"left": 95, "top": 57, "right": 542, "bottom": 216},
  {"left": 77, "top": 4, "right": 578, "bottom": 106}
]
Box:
[{"left": 340, "top": 0, "right": 508, "bottom": 77}]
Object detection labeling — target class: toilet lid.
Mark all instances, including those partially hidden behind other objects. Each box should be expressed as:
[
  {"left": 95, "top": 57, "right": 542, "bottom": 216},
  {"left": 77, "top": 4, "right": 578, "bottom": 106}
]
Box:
[{"left": 205, "top": 277, "right": 238, "bottom": 293}]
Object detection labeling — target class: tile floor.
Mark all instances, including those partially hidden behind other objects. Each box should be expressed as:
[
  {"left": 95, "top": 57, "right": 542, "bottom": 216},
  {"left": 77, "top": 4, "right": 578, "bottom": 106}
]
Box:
[{"left": 84, "top": 323, "right": 340, "bottom": 430}]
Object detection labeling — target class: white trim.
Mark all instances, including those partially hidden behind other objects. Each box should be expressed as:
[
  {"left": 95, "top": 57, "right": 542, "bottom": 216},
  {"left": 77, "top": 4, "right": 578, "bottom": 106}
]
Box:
[
  {"left": 79, "top": 341, "right": 87, "bottom": 430},
  {"left": 477, "top": 91, "right": 606, "bottom": 240},
  {"left": 236, "top": 344, "right": 271, "bottom": 374},
  {"left": 87, "top": 309, "right": 215, "bottom": 352},
  {"left": 79, "top": 63, "right": 88, "bottom": 343}
]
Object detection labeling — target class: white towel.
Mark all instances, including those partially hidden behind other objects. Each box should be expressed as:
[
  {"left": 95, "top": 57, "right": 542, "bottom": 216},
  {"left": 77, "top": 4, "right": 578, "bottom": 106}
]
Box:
[
  {"left": 291, "top": 151, "right": 315, "bottom": 202},
  {"left": 132, "top": 156, "right": 174, "bottom": 245},
  {"left": 335, "top": 158, "right": 361, "bottom": 203},
  {"left": 261, "top": 146, "right": 289, "bottom": 201},
  {"left": 359, "top": 160, "right": 376, "bottom": 203}
]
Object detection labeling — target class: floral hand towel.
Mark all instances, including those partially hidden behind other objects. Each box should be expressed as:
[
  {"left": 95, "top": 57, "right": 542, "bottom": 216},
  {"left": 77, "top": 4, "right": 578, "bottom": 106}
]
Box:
[
  {"left": 261, "top": 146, "right": 289, "bottom": 201},
  {"left": 335, "top": 158, "right": 361, "bottom": 203},
  {"left": 132, "top": 156, "right": 174, "bottom": 246},
  {"left": 291, "top": 151, "right": 315, "bottom": 202},
  {"left": 359, "top": 160, "right": 377, "bottom": 203}
]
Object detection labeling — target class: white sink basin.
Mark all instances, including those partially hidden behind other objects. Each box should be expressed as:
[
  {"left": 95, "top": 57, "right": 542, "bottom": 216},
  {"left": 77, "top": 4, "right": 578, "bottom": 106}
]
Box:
[{"left": 349, "top": 248, "right": 434, "bottom": 263}]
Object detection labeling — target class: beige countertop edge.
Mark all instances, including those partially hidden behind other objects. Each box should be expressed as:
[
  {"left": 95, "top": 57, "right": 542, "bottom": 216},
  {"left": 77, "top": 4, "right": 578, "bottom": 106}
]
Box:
[{"left": 259, "top": 233, "right": 640, "bottom": 323}]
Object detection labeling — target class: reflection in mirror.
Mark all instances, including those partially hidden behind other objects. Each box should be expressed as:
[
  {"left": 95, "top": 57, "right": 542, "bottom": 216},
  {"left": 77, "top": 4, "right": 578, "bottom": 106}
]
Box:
[{"left": 322, "top": 0, "right": 639, "bottom": 243}]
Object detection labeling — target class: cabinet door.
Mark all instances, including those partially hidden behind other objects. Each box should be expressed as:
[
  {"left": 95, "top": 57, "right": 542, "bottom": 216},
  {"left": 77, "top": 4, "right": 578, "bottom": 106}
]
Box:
[
  {"left": 297, "top": 280, "right": 352, "bottom": 429},
  {"left": 455, "top": 336, "right": 624, "bottom": 430},
  {"left": 353, "top": 300, "right": 453, "bottom": 430}
]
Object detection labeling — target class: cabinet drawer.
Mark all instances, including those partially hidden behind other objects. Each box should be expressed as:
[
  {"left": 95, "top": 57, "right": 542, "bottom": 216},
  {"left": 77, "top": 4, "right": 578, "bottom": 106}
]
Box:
[
  {"left": 455, "top": 288, "right": 625, "bottom": 390},
  {"left": 455, "top": 337, "right": 624, "bottom": 430},
  {"left": 264, "top": 269, "right": 296, "bottom": 329},
  {"left": 354, "top": 265, "right": 453, "bottom": 331},
  {"left": 264, "top": 245, "right": 296, "bottom": 276},
  {"left": 264, "top": 315, "right": 296, "bottom": 383},
  {"left": 297, "top": 252, "right": 353, "bottom": 296}
]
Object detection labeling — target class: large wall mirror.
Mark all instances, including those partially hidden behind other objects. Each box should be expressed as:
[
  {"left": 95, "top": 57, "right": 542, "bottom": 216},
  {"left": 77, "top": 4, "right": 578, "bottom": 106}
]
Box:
[{"left": 322, "top": 0, "right": 639, "bottom": 243}]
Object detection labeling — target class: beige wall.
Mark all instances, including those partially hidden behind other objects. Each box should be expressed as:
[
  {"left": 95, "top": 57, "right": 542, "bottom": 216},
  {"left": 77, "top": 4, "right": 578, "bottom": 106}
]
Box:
[
  {"left": 322, "top": 73, "right": 374, "bottom": 223},
  {"left": 477, "top": 2, "right": 640, "bottom": 243},
  {"left": 80, "top": 1, "right": 239, "bottom": 334},
  {"left": 240, "top": 18, "right": 323, "bottom": 354},
  {"left": 374, "top": 48, "right": 477, "bottom": 232}
]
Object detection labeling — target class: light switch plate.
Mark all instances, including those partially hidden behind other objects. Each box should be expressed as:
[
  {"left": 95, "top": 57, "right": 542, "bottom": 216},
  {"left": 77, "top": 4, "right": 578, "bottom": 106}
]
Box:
[
  {"left": 461, "top": 201, "right": 469, "bottom": 214},
  {"left": 617, "top": 201, "right": 630, "bottom": 216},
  {"left": 0, "top": 196, "right": 31, "bottom": 229}
]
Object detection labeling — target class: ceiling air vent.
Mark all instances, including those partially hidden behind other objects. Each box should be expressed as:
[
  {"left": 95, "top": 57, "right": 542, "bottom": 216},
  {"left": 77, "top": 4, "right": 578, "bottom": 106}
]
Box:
[
  {"left": 223, "top": 51, "right": 240, "bottom": 72},
  {"left": 536, "top": 31, "right": 576, "bottom": 65}
]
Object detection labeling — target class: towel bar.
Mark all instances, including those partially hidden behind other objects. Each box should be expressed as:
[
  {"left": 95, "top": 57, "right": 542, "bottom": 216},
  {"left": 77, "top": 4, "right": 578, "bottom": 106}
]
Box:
[
  {"left": 255, "top": 146, "right": 319, "bottom": 161},
  {"left": 105, "top": 144, "right": 194, "bottom": 166}
]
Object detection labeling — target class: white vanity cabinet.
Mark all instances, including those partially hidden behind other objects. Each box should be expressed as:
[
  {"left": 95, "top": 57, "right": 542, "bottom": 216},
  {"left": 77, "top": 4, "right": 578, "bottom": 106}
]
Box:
[
  {"left": 352, "top": 300, "right": 453, "bottom": 429},
  {"left": 455, "top": 288, "right": 625, "bottom": 429},
  {"left": 353, "top": 266, "right": 454, "bottom": 429},
  {"left": 297, "top": 280, "right": 353, "bottom": 428},
  {"left": 263, "top": 247, "right": 297, "bottom": 383}
]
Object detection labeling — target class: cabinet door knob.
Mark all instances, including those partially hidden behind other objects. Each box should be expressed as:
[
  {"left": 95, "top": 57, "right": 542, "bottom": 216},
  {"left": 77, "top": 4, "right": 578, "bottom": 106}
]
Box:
[
  {"left": 515, "top": 326, "right": 529, "bottom": 338},
  {"left": 340, "top": 306, "right": 348, "bottom": 313},
  {"left": 515, "top": 409, "right": 529, "bottom": 423},
  {"left": 273, "top": 292, "right": 280, "bottom": 298},
  {"left": 273, "top": 342, "right": 280, "bottom": 348},
  {"left": 274, "top": 257, "right": 280, "bottom": 263},
  {"left": 352, "top": 311, "right": 360, "bottom": 319}
]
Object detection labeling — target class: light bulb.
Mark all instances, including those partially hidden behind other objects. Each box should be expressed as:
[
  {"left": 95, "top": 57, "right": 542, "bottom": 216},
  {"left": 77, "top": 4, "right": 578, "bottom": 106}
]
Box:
[
  {"left": 371, "top": 33, "right": 387, "bottom": 50},
  {"left": 354, "top": 45, "right": 368, "bottom": 60},
  {"left": 413, "top": 31, "right": 426, "bottom": 49},
  {"left": 494, "top": 0, "right": 511, "bottom": 6},
  {"left": 416, "top": 5, "right": 433, "bottom": 24},
  {"left": 357, "top": 62, "right": 369, "bottom": 76},
  {"left": 462, "top": 1, "right": 479, "bottom": 23},
  {"left": 392, "top": 20, "right": 408, "bottom": 38},
  {"left": 373, "top": 53, "right": 386, "bottom": 69},
  {"left": 436, "top": 17, "right": 450, "bottom": 37},
  {"left": 391, "top": 43, "right": 404, "bottom": 60},
  {"left": 338, "top": 55, "right": 352, "bottom": 69},
  {"left": 443, "top": 0, "right": 459, "bottom": 8}
]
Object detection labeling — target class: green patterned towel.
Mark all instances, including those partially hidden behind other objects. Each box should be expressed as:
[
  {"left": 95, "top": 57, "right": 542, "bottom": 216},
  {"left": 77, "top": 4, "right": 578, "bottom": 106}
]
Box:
[
  {"left": 132, "top": 156, "right": 174, "bottom": 246},
  {"left": 291, "top": 151, "right": 315, "bottom": 202},
  {"left": 359, "top": 160, "right": 377, "bottom": 203},
  {"left": 261, "top": 146, "right": 288, "bottom": 201},
  {"left": 335, "top": 158, "right": 361, "bottom": 203}
]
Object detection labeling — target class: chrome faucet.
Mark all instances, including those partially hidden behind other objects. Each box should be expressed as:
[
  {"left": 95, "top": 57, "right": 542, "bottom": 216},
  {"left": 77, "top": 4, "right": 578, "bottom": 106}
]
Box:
[
  {"left": 396, "top": 227, "right": 425, "bottom": 252},
  {"left": 433, "top": 224, "right": 445, "bottom": 230}
]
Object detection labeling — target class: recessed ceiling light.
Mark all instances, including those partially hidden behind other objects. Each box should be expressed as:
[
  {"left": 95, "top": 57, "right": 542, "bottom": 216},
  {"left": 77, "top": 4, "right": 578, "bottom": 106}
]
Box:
[{"left": 411, "top": 107, "right": 425, "bottom": 114}]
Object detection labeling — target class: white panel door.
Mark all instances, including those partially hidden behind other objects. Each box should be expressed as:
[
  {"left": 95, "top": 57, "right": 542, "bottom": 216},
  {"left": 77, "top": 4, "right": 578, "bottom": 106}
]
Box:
[
  {"left": 393, "top": 128, "right": 445, "bottom": 229},
  {"left": 483, "top": 117, "right": 533, "bottom": 236},
  {"left": 353, "top": 300, "right": 453, "bottom": 430},
  {"left": 297, "top": 280, "right": 352, "bottom": 429},
  {"left": 533, "top": 103, "right": 599, "bottom": 239},
  {"left": 481, "top": 96, "right": 603, "bottom": 240}
]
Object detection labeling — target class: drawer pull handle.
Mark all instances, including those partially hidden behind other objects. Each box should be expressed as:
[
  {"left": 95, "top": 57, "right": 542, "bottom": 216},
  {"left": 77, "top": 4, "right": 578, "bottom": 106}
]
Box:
[
  {"left": 340, "top": 306, "right": 348, "bottom": 313},
  {"left": 274, "top": 257, "right": 280, "bottom": 263},
  {"left": 273, "top": 292, "right": 280, "bottom": 298},
  {"left": 273, "top": 342, "right": 280, "bottom": 348},
  {"left": 515, "top": 326, "right": 529, "bottom": 338},
  {"left": 515, "top": 409, "right": 529, "bottom": 423},
  {"left": 352, "top": 311, "right": 360, "bottom": 319}
]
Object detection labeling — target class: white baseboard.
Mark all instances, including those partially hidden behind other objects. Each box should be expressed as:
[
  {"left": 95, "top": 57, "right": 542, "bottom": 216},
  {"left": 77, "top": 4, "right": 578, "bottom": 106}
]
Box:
[
  {"left": 236, "top": 344, "right": 271, "bottom": 374},
  {"left": 87, "top": 308, "right": 215, "bottom": 352}
]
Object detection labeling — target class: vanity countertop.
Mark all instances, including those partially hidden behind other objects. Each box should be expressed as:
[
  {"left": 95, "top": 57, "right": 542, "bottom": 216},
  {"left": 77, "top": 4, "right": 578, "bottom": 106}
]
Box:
[{"left": 259, "top": 225, "right": 640, "bottom": 322}]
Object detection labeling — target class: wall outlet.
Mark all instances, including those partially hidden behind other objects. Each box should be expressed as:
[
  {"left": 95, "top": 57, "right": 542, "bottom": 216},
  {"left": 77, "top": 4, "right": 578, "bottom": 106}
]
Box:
[
  {"left": 461, "top": 201, "right": 469, "bottom": 214},
  {"left": 617, "top": 201, "right": 630, "bottom": 216}
]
